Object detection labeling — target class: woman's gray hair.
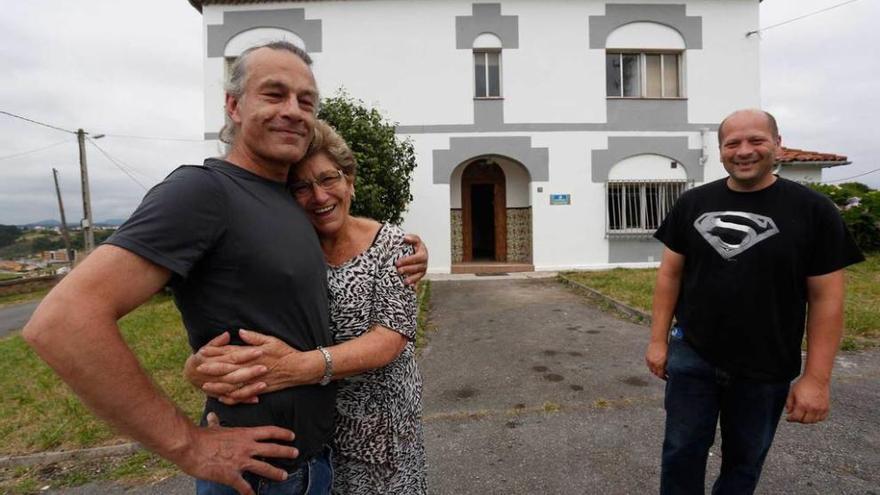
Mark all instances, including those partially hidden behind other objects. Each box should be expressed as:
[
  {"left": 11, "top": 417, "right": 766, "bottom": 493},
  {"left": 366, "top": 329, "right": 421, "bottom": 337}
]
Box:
[
  {"left": 301, "top": 120, "right": 357, "bottom": 179},
  {"left": 219, "top": 41, "right": 314, "bottom": 144}
]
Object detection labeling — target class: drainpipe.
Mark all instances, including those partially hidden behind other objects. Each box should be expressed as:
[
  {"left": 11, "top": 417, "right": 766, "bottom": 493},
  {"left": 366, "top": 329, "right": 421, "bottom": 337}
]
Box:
[{"left": 699, "top": 128, "right": 709, "bottom": 166}]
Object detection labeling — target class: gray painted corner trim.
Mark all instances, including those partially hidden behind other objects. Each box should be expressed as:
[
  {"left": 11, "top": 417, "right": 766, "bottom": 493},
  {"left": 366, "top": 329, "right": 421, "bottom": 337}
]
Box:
[
  {"left": 433, "top": 136, "right": 548, "bottom": 184},
  {"left": 456, "top": 3, "right": 519, "bottom": 49},
  {"left": 207, "top": 8, "right": 323, "bottom": 57},
  {"left": 395, "top": 122, "right": 718, "bottom": 134},
  {"left": 607, "top": 99, "right": 688, "bottom": 128},
  {"left": 591, "top": 136, "right": 703, "bottom": 182},
  {"left": 474, "top": 99, "right": 504, "bottom": 129},
  {"left": 589, "top": 4, "right": 702, "bottom": 49}
]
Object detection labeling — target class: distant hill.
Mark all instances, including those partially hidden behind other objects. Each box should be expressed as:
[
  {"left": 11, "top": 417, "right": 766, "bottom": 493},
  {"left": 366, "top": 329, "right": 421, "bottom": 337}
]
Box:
[
  {"left": 97, "top": 218, "right": 126, "bottom": 227},
  {"left": 22, "top": 220, "right": 63, "bottom": 228},
  {"left": 17, "top": 218, "right": 126, "bottom": 228}
]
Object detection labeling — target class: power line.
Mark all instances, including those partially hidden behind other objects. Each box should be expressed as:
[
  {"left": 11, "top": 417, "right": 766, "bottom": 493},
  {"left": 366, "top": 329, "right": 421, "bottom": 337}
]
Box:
[
  {"left": 86, "top": 138, "right": 151, "bottom": 191},
  {"left": 0, "top": 139, "right": 72, "bottom": 161},
  {"left": 823, "top": 167, "right": 880, "bottom": 184},
  {"left": 0, "top": 110, "right": 76, "bottom": 134},
  {"left": 748, "top": 0, "right": 863, "bottom": 36},
  {"left": 102, "top": 133, "right": 205, "bottom": 143}
]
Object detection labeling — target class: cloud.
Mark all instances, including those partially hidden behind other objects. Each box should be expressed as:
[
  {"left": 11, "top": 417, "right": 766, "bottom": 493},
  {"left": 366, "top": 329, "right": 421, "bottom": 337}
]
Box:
[{"left": 760, "top": 0, "right": 880, "bottom": 185}]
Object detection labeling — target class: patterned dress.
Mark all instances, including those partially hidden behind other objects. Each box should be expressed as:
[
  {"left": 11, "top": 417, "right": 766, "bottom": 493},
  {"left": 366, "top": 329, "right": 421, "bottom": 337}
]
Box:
[{"left": 327, "top": 224, "right": 427, "bottom": 494}]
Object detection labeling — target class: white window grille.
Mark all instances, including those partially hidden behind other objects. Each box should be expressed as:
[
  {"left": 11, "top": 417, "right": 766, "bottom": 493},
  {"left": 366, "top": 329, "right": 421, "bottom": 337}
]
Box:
[{"left": 606, "top": 180, "right": 690, "bottom": 235}]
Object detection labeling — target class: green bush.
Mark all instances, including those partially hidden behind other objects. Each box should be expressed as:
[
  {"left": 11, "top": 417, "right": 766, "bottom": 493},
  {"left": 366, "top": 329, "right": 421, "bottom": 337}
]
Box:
[
  {"left": 809, "top": 182, "right": 880, "bottom": 253},
  {"left": 0, "top": 225, "right": 21, "bottom": 248},
  {"left": 318, "top": 91, "right": 417, "bottom": 225}
]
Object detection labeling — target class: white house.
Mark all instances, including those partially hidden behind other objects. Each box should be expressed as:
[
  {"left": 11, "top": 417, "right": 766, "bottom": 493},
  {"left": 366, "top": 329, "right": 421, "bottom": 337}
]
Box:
[{"left": 187, "top": 0, "right": 849, "bottom": 274}]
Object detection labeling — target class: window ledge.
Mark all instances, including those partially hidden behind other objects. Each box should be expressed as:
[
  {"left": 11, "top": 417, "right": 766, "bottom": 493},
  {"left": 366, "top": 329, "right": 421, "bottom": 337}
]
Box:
[
  {"left": 606, "top": 231, "right": 658, "bottom": 239},
  {"left": 607, "top": 97, "right": 687, "bottom": 101}
]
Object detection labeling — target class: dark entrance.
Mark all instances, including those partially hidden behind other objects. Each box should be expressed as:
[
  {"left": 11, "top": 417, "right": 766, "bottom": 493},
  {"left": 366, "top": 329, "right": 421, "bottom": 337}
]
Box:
[
  {"left": 470, "top": 184, "right": 495, "bottom": 259},
  {"left": 461, "top": 159, "right": 506, "bottom": 262}
]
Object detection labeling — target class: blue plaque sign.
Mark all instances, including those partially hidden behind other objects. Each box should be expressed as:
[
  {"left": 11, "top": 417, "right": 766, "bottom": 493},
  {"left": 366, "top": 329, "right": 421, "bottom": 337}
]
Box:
[{"left": 550, "top": 194, "right": 570, "bottom": 205}]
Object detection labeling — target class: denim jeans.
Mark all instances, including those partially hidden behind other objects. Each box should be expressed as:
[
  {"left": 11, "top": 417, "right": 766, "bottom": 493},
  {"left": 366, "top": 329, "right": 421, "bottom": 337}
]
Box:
[
  {"left": 660, "top": 328, "right": 789, "bottom": 495},
  {"left": 195, "top": 445, "right": 333, "bottom": 495}
]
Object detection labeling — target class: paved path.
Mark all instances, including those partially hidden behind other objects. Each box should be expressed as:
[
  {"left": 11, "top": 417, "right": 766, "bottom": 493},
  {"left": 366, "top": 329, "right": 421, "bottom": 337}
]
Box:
[
  {"left": 0, "top": 300, "right": 39, "bottom": 338},
  {"left": 47, "top": 278, "right": 880, "bottom": 493}
]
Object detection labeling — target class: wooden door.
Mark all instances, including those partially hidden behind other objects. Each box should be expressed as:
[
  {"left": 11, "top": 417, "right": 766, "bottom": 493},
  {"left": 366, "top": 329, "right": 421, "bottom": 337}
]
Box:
[{"left": 461, "top": 160, "right": 506, "bottom": 262}]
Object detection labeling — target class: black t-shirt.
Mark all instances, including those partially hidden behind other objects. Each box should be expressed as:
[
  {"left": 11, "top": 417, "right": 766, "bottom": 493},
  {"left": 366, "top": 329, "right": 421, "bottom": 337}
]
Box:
[
  {"left": 106, "top": 158, "right": 335, "bottom": 468},
  {"left": 654, "top": 177, "right": 863, "bottom": 381}
]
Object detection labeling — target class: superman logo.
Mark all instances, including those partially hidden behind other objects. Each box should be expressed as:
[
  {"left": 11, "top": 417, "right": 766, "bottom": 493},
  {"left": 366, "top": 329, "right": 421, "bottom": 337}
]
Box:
[{"left": 693, "top": 211, "right": 779, "bottom": 259}]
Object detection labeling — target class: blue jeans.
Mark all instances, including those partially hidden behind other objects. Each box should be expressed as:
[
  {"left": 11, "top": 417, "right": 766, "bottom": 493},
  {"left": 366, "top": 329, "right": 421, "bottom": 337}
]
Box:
[
  {"left": 195, "top": 445, "right": 333, "bottom": 495},
  {"left": 660, "top": 329, "right": 789, "bottom": 495}
]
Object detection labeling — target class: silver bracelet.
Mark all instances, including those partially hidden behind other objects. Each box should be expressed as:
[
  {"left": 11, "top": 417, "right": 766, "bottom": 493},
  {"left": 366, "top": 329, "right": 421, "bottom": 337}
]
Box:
[{"left": 316, "top": 346, "right": 333, "bottom": 386}]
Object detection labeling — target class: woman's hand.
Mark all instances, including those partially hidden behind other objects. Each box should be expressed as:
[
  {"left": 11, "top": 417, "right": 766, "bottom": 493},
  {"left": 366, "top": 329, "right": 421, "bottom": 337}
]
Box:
[
  {"left": 184, "top": 332, "right": 268, "bottom": 405},
  {"left": 185, "top": 330, "right": 321, "bottom": 405}
]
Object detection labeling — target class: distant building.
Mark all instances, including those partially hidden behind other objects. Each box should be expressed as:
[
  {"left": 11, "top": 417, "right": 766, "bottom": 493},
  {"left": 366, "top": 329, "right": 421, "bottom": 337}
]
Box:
[
  {"left": 42, "top": 249, "right": 78, "bottom": 264},
  {"left": 189, "top": 0, "right": 855, "bottom": 273},
  {"left": 775, "top": 147, "right": 850, "bottom": 184},
  {"left": 0, "top": 260, "right": 27, "bottom": 272}
]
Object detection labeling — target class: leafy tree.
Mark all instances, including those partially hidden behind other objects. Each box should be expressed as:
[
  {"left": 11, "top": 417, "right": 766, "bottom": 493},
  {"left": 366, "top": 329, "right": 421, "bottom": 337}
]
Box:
[
  {"left": 809, "top": 182, "right": 880, "bottom": 253},
  {"left": 0, "top": 225, "right": 22, "bottom": 248},
  {"left": 317, "top": 91, "right": 417, "bottom": 225}
]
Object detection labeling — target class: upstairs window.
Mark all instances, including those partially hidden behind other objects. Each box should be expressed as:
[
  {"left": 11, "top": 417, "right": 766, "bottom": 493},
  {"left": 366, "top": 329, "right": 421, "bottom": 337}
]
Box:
[
  {"left": 473, "top": 33, "right": 503, "bottom": 98},
  {"left": 474, "top": 51, "right": 501, "bottom": 97},
  {"left": 606, "top": 52, "right": 681, "bottom": 98}
]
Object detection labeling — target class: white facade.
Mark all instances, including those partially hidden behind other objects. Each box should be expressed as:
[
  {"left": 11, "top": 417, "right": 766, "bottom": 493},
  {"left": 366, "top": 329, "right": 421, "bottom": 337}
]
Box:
[{"left": 196, "top": 0, "right": 763, "bottom": 273}]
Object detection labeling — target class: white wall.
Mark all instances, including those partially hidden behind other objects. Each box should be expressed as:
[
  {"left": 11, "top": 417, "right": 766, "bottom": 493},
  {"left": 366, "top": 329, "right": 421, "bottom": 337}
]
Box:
[
  {"left": 778, "top": 165, "right": 824, "bottom": 184},
  {"left": 199, "top": 0, "right": 761, "bottom": 272},
  {"left": 687, "top": 0, "right": 761, "bottom": 123},
  {"left": 608, "top": 154, "right": 689, "bottom": 181}
]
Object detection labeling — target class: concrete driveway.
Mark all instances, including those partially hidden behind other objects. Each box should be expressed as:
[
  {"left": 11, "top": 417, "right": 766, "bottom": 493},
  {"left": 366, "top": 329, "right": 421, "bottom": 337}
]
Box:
[
  {"left": 47, "top": 277, "right": 880, "bottom": 494},
  {"left": 420, "top": 278, "right": 879, "bottom": 494}
]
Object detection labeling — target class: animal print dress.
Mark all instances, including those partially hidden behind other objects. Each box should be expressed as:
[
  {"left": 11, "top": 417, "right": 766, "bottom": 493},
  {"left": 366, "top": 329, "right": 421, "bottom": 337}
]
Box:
[{"left": 327, "top": 224, "right": 427, "bottom": 494}]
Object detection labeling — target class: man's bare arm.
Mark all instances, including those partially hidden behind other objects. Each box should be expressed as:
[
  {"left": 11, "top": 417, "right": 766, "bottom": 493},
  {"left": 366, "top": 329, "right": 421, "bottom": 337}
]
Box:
[
  {"left": 785, "top": 269, "right": 845, "bottom": 424},
  {"left": 23, "top": 245, "right": 297, "bottom": 494},
  {"left": 646, "top": 247, "right": 685, "bottom": 380}
]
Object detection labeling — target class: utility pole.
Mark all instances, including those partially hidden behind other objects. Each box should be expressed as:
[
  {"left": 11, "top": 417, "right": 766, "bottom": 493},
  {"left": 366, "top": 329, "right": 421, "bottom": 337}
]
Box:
[
  {"left": 52, "top": 168, "right": 75, "bottom": 264},
  {"left": 77, "top": 128, "right": 95, "bottom": 253}
]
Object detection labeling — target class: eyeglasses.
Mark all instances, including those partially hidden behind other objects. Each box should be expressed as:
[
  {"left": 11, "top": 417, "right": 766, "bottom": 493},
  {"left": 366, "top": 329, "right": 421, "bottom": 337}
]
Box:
[{"left": 290, "top": 169, "right": 346, "bottom": 198}]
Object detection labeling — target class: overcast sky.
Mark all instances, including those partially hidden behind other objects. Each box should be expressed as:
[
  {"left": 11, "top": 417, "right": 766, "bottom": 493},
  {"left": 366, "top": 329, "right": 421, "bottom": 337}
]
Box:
[{"left": 1, "top": 0, "right": 877, "bottom": 226}]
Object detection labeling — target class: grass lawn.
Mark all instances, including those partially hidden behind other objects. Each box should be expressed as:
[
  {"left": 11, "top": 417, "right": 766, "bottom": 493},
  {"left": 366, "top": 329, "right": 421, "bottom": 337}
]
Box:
[
  {"left": 0, "top": 294, "right": 202, "bottom": 456},
  {"left": 0, "top": 281, "right": 434, "bottom": 493},
  {"left": 0, "top": 273, "right": 22, "bottom": 282},
  {"left": 561, "top": 253, "right": 880, "bottom": 350}
]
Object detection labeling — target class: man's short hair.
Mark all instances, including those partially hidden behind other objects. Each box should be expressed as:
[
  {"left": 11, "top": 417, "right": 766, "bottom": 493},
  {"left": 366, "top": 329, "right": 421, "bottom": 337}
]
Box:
[
  {"left": 219, "top": 41, "right": 314, "bottom": 144},
  {"left": 717, "top": 109, "right": 779, "bottom": 146}
]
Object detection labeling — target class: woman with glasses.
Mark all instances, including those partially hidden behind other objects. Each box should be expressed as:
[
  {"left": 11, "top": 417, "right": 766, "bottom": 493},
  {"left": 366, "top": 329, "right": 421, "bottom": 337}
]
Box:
[{"left": 185, "top": 120, "right": 427, "bottom": 494}]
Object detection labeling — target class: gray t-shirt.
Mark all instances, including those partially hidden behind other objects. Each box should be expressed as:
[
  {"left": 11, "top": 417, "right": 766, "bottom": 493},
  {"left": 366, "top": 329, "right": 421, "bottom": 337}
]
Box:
[{"left": 106, "top": 158, "right": 335, "bottom": 468}]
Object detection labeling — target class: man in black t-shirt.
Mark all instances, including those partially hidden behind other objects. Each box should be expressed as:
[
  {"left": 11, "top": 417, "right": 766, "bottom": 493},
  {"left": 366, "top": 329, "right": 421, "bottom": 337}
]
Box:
[
  {"left": 23, "top": 42, "right": 425, "bottom": 495},
  {"left": 646, "top": 109, "right": 863, "bottom": 495}
]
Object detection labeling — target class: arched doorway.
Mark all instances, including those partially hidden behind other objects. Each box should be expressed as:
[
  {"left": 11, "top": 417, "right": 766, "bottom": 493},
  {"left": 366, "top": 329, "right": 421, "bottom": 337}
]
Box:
[{"left": 462, "top": 160, "right": 506, "bottom": 262}]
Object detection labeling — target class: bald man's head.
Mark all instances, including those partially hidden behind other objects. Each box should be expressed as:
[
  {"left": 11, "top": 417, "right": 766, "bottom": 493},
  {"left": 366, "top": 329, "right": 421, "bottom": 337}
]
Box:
[{"left": 718, "top": 109, "right": 779, "bottom": 146}]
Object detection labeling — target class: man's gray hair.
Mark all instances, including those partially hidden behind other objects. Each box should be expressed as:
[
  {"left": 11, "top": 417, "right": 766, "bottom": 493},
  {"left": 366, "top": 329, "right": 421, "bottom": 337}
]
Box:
[{"left": 219, "top": 41, "right": 314, "bottom": 144}]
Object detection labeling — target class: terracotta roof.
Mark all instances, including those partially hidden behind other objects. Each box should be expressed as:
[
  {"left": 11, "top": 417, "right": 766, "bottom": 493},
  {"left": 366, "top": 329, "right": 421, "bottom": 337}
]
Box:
[{"left": 776, "top": 147, "right": 849, "bottom": 167}]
